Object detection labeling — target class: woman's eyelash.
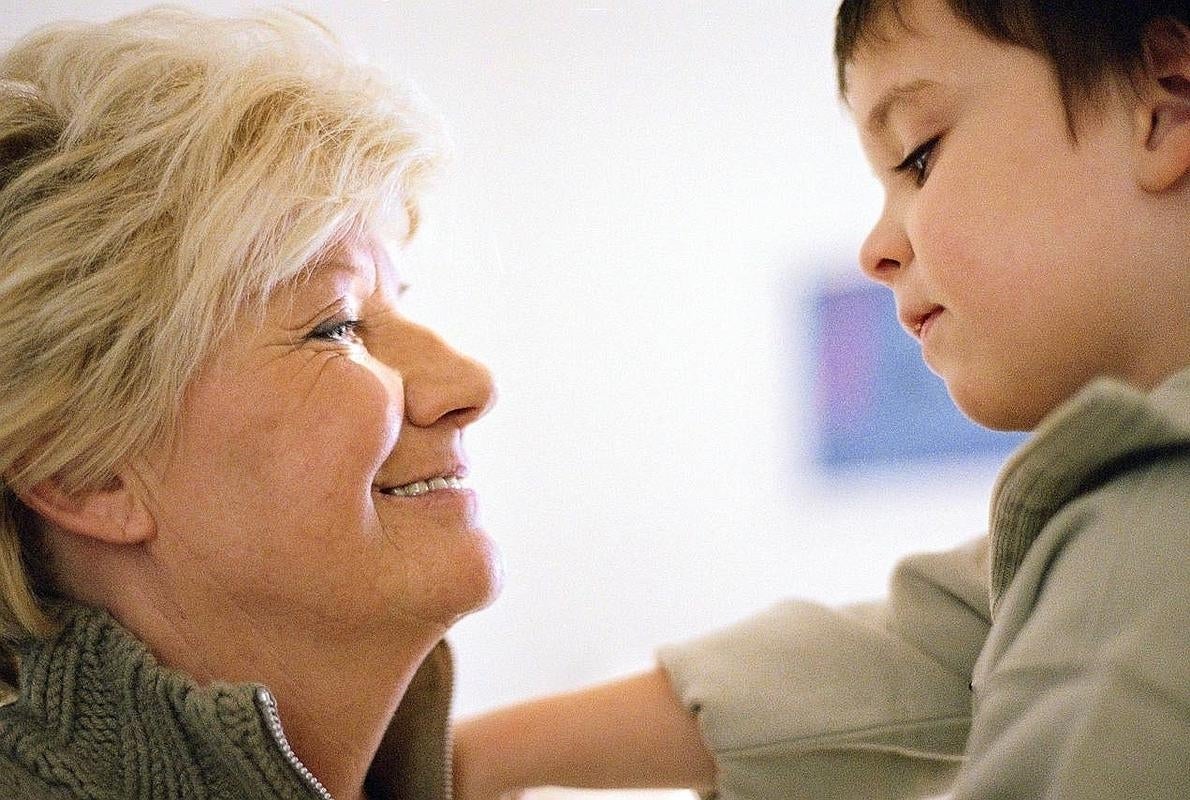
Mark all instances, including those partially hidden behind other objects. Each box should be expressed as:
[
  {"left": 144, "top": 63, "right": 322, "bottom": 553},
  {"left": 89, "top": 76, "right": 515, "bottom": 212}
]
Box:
[
  {"left": 895, "top": 135, "right": 941, "bottom": 185},
  {"left": 308, "top": 318, "right": 365, "bottom": 343}
]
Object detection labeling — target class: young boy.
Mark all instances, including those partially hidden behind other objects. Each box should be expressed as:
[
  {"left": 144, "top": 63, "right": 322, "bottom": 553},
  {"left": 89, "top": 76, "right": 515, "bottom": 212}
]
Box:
[{"left": 453, "top": 1, "right": 1190, "bottom": 798}]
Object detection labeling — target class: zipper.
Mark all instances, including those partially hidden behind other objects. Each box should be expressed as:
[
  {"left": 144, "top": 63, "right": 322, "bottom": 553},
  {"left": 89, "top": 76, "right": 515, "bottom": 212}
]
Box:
[{"left": 256, "top": 686, "right": 336, "bottom": 800}]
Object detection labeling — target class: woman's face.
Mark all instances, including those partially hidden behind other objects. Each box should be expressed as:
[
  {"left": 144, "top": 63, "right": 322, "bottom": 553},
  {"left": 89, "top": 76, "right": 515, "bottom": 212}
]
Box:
[{"left": 132, "top": 231, "right": 498, "bottom": 640}]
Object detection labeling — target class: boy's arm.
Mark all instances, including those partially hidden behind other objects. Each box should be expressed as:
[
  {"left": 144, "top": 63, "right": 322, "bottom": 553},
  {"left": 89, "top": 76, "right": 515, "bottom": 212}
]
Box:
[
  {"left": 454, "top": 536, "right": 991, "bottom": 800},
  {"left": 451, "top": 667, "right": 717, "bottom": 799}
]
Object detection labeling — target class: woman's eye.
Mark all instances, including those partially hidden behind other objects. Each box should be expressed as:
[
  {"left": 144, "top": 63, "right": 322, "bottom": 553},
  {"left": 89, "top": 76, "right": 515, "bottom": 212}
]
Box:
[
  {"left": 895, "top": 135, "right": 941, "bottom": 187},
  {"left": 309, "top": 318, "right": 364, "bottom": 344}
]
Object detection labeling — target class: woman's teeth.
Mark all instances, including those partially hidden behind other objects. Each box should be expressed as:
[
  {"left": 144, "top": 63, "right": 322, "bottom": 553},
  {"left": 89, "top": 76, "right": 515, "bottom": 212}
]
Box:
[{"left": 379, "top": 476, "right": 466, "bottom": 497}]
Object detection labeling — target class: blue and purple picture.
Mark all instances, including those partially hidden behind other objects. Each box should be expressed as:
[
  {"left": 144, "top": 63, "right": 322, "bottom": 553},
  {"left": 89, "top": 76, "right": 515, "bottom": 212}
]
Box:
[{"left": 810, "top": 279, "right": 1026, "bottom": 470}]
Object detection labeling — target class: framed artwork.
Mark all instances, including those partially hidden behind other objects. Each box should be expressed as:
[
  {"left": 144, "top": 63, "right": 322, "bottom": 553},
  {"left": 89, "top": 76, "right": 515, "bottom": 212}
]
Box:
[{"left": 810, "top": 278, "right": 1027, "bottom": 470}]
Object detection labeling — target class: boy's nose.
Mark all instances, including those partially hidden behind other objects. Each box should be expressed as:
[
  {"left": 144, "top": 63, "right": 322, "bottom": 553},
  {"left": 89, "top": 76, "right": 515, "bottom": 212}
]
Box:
[
  {"left": 399, "top": 323, "right": 497, "bottom": 430},
  {"left": 859, "top": 203, "right": 912, "bottom": 284}
]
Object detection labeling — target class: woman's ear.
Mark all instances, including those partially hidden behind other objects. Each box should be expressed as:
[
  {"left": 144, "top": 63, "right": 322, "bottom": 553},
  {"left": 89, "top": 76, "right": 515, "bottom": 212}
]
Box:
[
  {"left": 19, "top": 471, "right": 155, "bottom": 545},
  {"left": 1135, "top": 18, "right": 1190, "bottom": 192}
]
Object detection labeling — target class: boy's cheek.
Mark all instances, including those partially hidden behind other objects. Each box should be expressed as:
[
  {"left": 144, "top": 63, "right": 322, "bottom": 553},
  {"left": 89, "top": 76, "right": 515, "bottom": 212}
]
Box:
[{"left": 907, "top": 197, "right": 983, "bottom": 281}]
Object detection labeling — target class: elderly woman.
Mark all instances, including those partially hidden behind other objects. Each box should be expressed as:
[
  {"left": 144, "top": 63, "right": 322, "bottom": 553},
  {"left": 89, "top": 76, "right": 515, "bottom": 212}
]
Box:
[{"left": 0, "top": 8, "right": 497, "bottom": 800}]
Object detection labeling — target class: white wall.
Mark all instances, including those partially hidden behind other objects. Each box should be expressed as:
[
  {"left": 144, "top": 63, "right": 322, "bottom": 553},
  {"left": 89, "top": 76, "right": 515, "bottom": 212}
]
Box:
[{"left": 3, "top": 2, "right": 1002, "bottom": 795}]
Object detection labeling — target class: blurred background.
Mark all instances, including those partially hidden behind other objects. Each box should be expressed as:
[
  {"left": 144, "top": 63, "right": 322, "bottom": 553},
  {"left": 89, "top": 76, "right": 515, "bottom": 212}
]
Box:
[{"left": 5, "top": 3, "right": 1023, "bottom": 797}]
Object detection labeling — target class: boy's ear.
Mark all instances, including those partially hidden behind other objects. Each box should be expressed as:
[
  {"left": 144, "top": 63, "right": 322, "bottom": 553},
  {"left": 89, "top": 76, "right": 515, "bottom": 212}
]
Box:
[
  {"left": 1135, "top": 18, "right": 1190, "bottom": 192},
  {"left": 19, "top": 471, "right": 156, "bottom": 546}
]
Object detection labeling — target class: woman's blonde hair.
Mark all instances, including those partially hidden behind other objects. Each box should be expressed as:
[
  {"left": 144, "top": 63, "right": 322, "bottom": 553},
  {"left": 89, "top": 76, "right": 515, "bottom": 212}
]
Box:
[{"left": 0, "top": 7, "right": 444, "bottom": 669}]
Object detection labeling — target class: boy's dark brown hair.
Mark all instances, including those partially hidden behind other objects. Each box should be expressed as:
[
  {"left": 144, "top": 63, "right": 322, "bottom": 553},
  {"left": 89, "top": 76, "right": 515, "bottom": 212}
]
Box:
[{"left": 835, "top": 0, "right": 1190, "bottom": 121}]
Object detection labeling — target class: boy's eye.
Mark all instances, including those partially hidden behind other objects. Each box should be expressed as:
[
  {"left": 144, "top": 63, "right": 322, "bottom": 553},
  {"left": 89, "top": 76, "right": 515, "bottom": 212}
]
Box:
[
  {"left": 308, "top": 317, "right": 365, "bottom": 344},
  {"left": 895, "top": 135, "right": 941, "bottom": 187}
]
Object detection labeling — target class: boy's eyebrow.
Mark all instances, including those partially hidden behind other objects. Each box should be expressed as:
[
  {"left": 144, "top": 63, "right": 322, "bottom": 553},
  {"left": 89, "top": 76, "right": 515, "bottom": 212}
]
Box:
[{"left": 863, "top": 78, "right": 941, "bottom": 135}]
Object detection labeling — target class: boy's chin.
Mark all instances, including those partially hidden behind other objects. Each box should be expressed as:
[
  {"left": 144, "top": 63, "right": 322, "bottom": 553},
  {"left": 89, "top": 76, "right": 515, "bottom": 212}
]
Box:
[{"left": 946, "top": 379, "right": 1053, "bottom": 432}]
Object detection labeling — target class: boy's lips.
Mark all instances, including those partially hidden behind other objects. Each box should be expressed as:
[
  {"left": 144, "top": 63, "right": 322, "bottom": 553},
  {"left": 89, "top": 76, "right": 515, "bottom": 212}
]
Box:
[{"left": 901, "top": 303, "right": 945, "bottom": 340}]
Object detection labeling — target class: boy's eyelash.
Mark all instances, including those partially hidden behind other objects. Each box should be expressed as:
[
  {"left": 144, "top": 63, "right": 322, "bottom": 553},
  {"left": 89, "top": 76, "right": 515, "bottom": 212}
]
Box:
[{"left": 894, "top": 135, "right": 942, "bottom": 186}]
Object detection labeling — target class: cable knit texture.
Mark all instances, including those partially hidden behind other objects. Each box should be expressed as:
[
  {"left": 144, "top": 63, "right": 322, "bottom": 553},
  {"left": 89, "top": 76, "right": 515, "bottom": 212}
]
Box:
[{"left": 0, "top": 603, "right": 453, "bottom": 799}]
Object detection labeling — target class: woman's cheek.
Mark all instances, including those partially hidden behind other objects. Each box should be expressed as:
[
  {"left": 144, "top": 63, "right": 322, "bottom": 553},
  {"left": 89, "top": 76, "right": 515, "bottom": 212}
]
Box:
[
  {"left": 318, "top": 356, "right": 406, "bottom": 472},
  {"left": 356, "top": 355, "right": 405, "bottom": 446}
]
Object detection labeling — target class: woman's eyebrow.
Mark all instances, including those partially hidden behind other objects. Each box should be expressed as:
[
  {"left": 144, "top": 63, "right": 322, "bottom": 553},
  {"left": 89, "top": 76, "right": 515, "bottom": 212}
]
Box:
[{"left": 863, "top": 78, "right": 941, "bottom": 135}]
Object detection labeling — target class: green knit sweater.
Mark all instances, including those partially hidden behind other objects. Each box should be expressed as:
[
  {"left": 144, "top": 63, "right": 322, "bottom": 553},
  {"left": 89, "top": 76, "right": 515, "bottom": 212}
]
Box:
[{"left": 0, "top": 604, "right": 454, "bottom": 799}]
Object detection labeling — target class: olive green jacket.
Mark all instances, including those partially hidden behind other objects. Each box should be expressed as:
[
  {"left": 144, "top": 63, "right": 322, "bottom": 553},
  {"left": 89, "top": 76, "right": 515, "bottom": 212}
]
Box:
[
  {"left": 0, "top": 604, "right": 454, "bottom": 800},
  {"left": 660, "top": 366, "right": 1190, "bottom": 799}
]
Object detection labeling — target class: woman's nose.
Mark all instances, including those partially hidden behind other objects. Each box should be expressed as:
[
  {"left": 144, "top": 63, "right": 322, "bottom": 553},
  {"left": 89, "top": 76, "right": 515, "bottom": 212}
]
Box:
[
  {"left": 400, "top": 323, "right": 497, "bottom": 429},
  {"left": 859, "top": 201, "right": 912, "bottom": 285}
]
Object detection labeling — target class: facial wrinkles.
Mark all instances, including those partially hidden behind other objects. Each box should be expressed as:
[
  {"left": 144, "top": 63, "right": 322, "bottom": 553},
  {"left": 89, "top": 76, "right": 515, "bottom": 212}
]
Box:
[
  {"left": 267, "top": 248, "right": 400, "bottom": 366},
  {"left": 226, "top": 236, "right": 412, "bottom": 488},
  {"left": 289, "top": 271, "right": 371, "bottom": 326}
]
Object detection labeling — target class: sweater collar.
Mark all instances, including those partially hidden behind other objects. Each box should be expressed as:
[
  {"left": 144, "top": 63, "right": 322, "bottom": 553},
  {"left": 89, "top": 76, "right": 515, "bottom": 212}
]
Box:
[
  {"left": 988, "top": 365, "right": 1190, "bottom": 616},
  {"left": 8, "top": 602, "right": 453, "bottom": 800}
]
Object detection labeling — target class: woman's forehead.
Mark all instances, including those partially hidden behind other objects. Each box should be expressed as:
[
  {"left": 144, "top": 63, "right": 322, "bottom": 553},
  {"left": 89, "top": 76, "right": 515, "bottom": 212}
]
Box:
[
  {"left": 312, "top": 243, "right": 378, "bottom": 289},
  {"left": 285, "top": 236, "right": 409, "bottom": 306}
]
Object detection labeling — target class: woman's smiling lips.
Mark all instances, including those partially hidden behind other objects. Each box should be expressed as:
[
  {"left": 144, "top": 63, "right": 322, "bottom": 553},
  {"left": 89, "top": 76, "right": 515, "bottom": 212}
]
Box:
[
  {"left": 373, "top": 456, "right": 470, "bottom": 497},
  {"left": 373, "top": 477, "right": 478, "bottom": 527},
  {"left": 377, "top": 475, "right": 468, "bottom": 497},
  {"left": 372, "top": 462, "right": 477, "bottom": 516}
]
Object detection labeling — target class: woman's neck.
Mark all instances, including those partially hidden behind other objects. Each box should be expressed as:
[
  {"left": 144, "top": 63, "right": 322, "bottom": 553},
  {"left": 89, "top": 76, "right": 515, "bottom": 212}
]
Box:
[{"left": 69, "top": 551, "right": 445, "bottom": 800}]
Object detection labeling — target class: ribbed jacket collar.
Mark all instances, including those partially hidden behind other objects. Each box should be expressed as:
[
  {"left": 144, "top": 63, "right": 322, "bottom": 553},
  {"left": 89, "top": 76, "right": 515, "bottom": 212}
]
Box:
[{"left": 989, "top": 365, "right": 1190, "bottom": 615}]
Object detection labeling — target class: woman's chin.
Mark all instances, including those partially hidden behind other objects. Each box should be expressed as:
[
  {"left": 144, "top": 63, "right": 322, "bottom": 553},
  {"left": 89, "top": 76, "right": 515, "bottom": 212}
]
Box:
[
  {"left": 445, "top": 532, "right": 505, "bottom": 621},
  {"left": 368, "top": 487, "right": 504, "bottom": 620},
  {"left": 386, "top": 530, "right": 504, "bottom": 628}
]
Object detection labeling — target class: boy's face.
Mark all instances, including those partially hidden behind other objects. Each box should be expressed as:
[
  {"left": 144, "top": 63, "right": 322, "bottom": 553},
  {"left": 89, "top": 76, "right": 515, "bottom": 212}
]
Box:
[{"left": 845, "top": 0, "right": 1169, "bottom": 430}]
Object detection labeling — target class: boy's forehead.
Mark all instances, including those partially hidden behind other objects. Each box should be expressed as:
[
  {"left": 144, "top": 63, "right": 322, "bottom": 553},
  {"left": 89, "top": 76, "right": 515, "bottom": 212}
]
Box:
[
  {"left": 843, "top": 0, "right": 982, "bottom": 121},
  {"left": 856, "top": 78, "right": 944, "bottom": 137}
]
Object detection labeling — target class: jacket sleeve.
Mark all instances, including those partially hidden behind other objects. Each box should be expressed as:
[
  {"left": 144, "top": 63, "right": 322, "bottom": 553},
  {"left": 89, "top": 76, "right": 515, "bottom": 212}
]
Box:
[
  {"left": 657, "top": 536, "right": 990, "bottom": 800},
  {"left": 953, "top": 452, "right": 1190, "bottom": 800}
]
